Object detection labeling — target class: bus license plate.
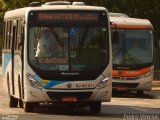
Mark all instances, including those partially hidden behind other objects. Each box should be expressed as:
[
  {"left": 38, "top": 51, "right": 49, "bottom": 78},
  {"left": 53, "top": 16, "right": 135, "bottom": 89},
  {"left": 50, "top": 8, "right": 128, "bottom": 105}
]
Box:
[{"left": 62, "top": 97, "right": 77, "bottom": 102}]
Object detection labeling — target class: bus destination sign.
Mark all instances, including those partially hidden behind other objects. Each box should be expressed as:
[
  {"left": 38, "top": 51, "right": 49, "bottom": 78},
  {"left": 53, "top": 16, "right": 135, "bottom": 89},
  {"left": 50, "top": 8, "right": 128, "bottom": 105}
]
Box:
[{"left": 38, "top": 13, "right": 99, "bottom": 21}]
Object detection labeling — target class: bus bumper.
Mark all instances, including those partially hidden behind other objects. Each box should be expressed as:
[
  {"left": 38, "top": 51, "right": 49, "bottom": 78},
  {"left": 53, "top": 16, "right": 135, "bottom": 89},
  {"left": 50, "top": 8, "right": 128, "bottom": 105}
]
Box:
[
  {"left": 112, "top": 75, "right": 153, "bottom": 91},
  {"left": 23, "top": 84, "right": 112, "bottom": 103}
]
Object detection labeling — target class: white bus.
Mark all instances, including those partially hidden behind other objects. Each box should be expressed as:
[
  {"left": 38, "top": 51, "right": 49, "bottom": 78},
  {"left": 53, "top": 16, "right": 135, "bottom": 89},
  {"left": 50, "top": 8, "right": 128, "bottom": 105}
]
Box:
[
  {"left": 110, "top": 13, "right": 154, "bottom": 97},
  {"left": 2, "top": 1, "right": 112, "bottom": 113}
]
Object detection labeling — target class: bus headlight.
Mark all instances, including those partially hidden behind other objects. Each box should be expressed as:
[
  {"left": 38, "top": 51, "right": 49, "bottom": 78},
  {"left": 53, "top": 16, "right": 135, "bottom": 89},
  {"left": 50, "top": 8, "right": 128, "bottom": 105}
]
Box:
[
  {"left": 27, "top": 74, "right": 43, "bottom": 89},
  {"left": 96, "top": 77, "right": 109, "bottom": 89},
  {"left": 141, "top": 71, "right": 153, "bottom": 78}
]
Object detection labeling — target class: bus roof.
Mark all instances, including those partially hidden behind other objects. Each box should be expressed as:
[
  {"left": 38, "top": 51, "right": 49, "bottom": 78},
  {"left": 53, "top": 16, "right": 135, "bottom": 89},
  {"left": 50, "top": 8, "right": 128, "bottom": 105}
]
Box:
[
  {"left": 110, "top": 15, "right": 153, "bottom": 29},
  {"left": 4, "top": 5, "right": 107, "bottom": 20},
  {"left": 109, "top": 13, "right": 129, "bottom": 18}
]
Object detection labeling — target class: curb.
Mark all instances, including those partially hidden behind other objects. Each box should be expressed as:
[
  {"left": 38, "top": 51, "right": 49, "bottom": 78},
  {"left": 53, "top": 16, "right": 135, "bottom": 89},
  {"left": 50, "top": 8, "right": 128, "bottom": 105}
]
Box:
[
  {"left": 152, "top": 80, "right": 160, "bottom": 91},
  {"left": 152, "top": 88, "right": 160, "bottom": 91}
]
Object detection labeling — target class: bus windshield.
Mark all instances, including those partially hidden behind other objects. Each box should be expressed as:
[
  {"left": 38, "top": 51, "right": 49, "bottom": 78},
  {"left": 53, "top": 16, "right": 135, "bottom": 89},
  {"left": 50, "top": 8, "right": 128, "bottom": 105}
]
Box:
[
  {"left": 28, "top": 27, "right": 108, "bottom": 72},
  {"left": 28, "top": 10, "right": 109, "bottom": 79},
  {"left": 112, "top": 29, "right": 153, "bottom": 66}
]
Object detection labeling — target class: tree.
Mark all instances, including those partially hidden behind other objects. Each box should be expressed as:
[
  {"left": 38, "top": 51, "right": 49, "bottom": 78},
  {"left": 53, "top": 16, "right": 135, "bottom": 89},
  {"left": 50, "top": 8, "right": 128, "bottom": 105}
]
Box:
[
  {"left": 0, "top": 0, "right": 160, "bottom": 43},
  {"left": 105, "top": 0, "right": 160, "bottom": 45}
]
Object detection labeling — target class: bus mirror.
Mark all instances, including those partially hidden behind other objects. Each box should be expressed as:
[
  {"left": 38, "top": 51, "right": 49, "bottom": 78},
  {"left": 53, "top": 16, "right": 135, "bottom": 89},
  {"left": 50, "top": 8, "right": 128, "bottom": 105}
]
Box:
[
  {"left": 112, "top": 31, "right": 119, "bottom": 43},
  {"left": 110, "top": 22, "right": 118, "bottom": 43}
]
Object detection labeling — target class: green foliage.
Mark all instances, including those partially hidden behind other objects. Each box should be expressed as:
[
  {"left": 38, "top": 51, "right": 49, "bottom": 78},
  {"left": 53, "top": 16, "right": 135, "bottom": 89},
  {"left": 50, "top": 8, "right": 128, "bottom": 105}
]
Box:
[{"left": 0, "top": 0, "right": 160, "bottom": 40}]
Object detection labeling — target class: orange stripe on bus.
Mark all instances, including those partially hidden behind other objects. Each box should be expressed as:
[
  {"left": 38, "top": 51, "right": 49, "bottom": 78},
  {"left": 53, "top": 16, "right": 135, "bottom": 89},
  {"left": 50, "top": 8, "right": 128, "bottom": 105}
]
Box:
[
  {"left": 112, "top": 67, "right": 152, "bottom": 77},
  {"left": 111, "top": 24, "right": 153, "bottom": 29}
]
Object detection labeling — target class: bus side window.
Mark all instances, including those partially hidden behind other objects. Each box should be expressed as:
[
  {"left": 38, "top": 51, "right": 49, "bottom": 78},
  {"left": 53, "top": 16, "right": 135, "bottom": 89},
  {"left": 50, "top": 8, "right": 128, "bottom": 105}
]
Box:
[
  {"left": 18, "top": 20, "right": 24, "bottom": 50},
  {"left": 5, "top": 21, "right": 9, "bottom": 50},
  {"left": 2, "top": 22, "right": 4, "bottom": 49},
  {"left": 14, "top": 20, "right": 19, "bottom": 51},
  {"left": 8, "top": 21, "right": 12, "bottom": 50},
  {"left": 3, "top": 21, "right": 6, "bottom": 49}
]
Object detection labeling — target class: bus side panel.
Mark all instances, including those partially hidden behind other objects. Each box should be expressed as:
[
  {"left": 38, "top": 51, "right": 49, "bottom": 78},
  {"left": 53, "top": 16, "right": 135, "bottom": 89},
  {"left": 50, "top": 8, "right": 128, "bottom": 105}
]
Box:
[
  {"left": 2, "top": 52, "right": 12, "bottom": 95},
  {"left": 13, "top": 54, "right": 23, "bottom": 99}
]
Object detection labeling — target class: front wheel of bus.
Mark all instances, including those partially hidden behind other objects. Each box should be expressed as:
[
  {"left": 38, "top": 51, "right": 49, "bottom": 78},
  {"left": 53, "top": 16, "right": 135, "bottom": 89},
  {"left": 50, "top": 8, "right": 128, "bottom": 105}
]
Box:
[
  {"left": 9, "top": 96, "right": 18, "bottom": 108},
  {"left": 136, "top": 90, "right": 144, "bottom": 97},
  {"left": 24, "top": 102, "right": 35, "bottom": 112},
  {"left": 90, "top": 102, "right": 101, "bottom": 114},
  {"left": 19, "top": 99, "right": 23, "bottom": 108}
]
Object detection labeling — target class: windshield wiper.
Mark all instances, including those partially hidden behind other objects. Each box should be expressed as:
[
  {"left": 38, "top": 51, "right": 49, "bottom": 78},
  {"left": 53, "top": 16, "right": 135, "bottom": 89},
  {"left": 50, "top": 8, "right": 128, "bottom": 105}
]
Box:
[
  {"left": 50, "top": 28, "right": 64, "bottom": 47},
  {"left": 80, "top": 27, "right": 88, "bottom": 46}
]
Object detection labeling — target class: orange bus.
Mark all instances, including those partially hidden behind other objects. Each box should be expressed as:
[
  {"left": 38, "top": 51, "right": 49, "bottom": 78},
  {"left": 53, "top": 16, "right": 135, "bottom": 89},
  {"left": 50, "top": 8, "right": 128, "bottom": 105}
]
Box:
[{"left": 110, "top": 13, "right": 154, "bottom": 97}]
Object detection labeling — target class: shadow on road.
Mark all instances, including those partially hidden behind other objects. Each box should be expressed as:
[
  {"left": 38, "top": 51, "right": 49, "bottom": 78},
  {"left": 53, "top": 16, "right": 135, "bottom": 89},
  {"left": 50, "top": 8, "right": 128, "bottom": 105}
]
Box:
[
  {"left": 32, "top": 103, "right": 160, "bottom": 117},
  {"left": 112, "top": 90, "right": 160, "bottom": 99}
]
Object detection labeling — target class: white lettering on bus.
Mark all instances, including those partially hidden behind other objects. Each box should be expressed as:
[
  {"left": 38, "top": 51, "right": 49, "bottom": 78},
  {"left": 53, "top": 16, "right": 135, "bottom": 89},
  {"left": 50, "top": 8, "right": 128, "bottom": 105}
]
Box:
[{"left": 38, "top": 58, "right": 68, "bottom": 64}]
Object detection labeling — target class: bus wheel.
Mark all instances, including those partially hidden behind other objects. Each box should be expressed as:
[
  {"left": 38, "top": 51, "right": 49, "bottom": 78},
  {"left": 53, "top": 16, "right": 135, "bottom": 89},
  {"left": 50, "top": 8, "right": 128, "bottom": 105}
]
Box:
[
  {"left": 24, "top": 102, "right": 35, "bottom": 112},
  {"left": 19, "top": 99, "right": 23, "bottom": 108},
  {"left": 9, "top": 96, "right": 18, "bottom": 108},
  {"left": 136, "top": 90, "right": 144, "bottom": 97},
  {"left": 90, "top": 102, "right": 101, "bottom": 114}
]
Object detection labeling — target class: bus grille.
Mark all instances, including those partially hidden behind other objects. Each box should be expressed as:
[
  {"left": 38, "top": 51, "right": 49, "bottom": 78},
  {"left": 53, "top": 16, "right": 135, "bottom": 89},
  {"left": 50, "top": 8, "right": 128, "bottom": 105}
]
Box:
[
  {"left": 46, "top": 92, "right": 93, "bottom": 101},
  {"left": 113, "top": 76, "right": 141, "bottom": 80},
  {"left": 113, "top": 83, "right": 139, "bottom": 88}
]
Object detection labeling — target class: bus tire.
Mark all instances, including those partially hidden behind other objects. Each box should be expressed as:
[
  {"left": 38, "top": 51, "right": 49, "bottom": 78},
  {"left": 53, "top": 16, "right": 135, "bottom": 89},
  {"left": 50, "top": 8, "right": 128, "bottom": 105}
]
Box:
[
  {"left": 136, "top": 90, "right": 144, "bottom": 97},
  {"left": 24, "top": 102, "right": 35, "bottom": 112},
  {"left": 90, "top": 102, "right": 101, "bottom": 114},
  {"left": 9, "top": 95, "right": 18, "bottom": 108},
  {"left": 19, "top": 99, "right": 23, "bottom": 108}
]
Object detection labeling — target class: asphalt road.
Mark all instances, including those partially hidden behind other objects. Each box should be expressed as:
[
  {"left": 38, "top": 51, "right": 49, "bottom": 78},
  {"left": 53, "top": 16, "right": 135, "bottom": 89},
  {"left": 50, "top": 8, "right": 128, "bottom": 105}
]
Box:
[{"left": 0, "top": 67, "right": 160, "bottom": 120}]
